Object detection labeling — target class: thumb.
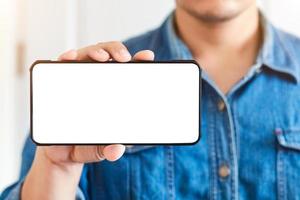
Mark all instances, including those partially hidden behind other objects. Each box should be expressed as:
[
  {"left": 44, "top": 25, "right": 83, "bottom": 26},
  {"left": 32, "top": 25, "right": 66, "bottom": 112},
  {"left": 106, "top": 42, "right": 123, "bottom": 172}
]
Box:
[{"left": 71, "top": 145, "right": 125, "bottom": 163}]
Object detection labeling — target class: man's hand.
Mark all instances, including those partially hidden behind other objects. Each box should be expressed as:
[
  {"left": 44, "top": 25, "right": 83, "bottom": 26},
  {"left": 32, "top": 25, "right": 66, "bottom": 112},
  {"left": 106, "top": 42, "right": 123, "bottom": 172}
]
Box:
[
  {"left": 59, "top": 41, "right": 154, "bottom": 62},
  {"left": 22, "top": 41, "right": 154, "bottom": 200}
]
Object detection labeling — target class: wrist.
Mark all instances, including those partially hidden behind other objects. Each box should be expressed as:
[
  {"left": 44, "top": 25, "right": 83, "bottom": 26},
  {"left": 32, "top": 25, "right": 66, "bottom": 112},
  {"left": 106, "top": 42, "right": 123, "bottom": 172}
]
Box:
[{"left": 21, "top": 148, "right": 83, "bottom": 200}]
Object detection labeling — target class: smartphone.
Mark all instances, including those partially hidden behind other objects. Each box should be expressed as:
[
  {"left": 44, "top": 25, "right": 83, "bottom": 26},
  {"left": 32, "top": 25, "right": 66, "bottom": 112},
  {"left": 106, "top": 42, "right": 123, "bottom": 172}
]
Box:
[{"left": 30, "top": 60, "right": 201, "bottom": 145}]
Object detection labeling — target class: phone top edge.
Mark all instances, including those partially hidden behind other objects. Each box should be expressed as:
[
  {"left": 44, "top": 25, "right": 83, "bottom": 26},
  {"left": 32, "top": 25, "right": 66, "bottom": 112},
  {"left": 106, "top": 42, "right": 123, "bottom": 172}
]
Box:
[
  {"left": 30, "top": 59, "right": 202, "bottom": 78},
  {"left": 30, "top": 59, "right": 201, "bottom": 66}
]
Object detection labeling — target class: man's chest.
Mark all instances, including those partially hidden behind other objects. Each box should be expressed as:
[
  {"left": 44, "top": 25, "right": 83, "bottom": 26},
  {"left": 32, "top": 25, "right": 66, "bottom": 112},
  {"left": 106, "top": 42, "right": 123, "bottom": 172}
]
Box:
[
  {"left": 201, "top": 70, "right": 300, "bottom": 199},
  {"left": 86, "top": 72, "right": 300, "bottom": 200}
]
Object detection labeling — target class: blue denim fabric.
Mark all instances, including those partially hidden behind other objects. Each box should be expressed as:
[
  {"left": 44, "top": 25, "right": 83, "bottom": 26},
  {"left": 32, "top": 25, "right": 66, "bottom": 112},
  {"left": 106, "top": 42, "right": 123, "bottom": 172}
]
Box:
[{"left": 1, "top": 13, "right": 300, "bottom": 200}]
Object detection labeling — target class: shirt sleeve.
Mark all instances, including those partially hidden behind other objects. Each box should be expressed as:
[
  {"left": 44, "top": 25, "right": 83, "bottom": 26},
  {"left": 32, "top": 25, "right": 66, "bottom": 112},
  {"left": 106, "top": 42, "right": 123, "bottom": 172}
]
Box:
[
  {"left": 0, "top": 181, "right": 85, "bottom": 200},
  {"left": 0, "top": 136, "right": 86, "bottom": 200}
]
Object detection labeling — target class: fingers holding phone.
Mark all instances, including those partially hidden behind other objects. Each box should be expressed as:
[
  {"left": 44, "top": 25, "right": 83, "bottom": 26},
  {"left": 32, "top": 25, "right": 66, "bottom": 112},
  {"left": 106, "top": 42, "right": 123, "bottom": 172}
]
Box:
[{"left": 58, "top": 41, "right": 155, "bottom": 62}]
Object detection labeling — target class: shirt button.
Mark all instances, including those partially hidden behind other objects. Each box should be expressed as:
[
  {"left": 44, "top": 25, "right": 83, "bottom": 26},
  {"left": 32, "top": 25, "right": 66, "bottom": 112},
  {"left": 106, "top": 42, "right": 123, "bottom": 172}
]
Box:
[
  {"left": 219, "top": 164, "right": 230, "bottom": 178},
  {"left": 217, "top": 100, "right": 225, "bottom": 111}
]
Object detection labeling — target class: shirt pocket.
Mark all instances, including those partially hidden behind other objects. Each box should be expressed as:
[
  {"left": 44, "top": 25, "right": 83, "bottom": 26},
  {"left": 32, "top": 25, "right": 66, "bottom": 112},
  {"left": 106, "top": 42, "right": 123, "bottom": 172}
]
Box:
[
  {"left": 275, "top": 127, "right": 300, "bottom": 200},
  {"left": 276, "top": 128, "right": 300, "bottom": 150}
]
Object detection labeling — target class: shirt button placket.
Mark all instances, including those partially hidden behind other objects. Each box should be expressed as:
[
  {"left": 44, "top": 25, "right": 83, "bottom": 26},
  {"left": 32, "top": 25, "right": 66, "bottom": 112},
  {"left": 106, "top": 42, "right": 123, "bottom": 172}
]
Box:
[{"left": 214, "top": 97, "right": 235, "bottom": 200}]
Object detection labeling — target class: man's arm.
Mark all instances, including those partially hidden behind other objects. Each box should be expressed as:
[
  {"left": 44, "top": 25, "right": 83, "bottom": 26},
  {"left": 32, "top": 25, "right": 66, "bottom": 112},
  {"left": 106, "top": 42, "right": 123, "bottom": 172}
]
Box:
[
  {"left": 1, "top": 42, "right": 154, "bottom": 200},
  {"left": 0, "top": 136, "right": 86, "bottom": 200}
]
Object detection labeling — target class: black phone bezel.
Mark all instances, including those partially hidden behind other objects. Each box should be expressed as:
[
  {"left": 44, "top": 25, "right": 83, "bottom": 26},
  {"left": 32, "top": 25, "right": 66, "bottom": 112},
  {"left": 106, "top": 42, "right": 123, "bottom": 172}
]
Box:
[{"left": 30, "top": 60, "right": 202, "bottom": 146}]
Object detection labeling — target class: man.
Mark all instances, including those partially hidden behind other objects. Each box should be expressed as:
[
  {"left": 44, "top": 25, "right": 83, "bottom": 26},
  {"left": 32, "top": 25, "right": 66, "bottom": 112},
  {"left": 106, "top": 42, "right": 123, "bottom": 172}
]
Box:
[{"left": 1, "top": 0, "right": 300, "bottom": 199}]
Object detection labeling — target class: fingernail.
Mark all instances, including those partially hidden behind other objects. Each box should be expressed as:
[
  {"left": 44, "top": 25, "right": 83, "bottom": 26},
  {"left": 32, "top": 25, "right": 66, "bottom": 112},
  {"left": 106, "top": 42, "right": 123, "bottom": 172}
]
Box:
[
  {"left": 103, "top": 145, "right": 125, "bottom": 161},
  {"left": 105, "top": 144, "right": 125, "bottom": 152},
  {"left": 118, "top": 49, "right": 131, "bottom": 59},
  {"left": 97, "top": 49, "right": 106, "bottom": 55}
]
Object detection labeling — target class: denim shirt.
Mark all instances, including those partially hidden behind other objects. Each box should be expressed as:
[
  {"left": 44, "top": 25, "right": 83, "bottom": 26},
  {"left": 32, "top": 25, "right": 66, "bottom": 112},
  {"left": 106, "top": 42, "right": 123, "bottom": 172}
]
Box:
[{"left": 1, "top": 13, "right": 300, "bottom": 200}]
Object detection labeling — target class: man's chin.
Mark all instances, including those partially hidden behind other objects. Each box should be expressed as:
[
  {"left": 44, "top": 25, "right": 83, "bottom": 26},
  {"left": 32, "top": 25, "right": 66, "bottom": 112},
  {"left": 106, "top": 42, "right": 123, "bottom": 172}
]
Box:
[{"left": 187, "top": 8, "right": 243, "bottom": 23}]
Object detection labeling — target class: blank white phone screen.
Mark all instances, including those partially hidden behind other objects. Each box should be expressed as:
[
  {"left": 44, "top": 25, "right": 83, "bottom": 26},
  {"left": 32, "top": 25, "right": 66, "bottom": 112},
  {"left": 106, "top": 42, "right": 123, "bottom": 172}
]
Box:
[{"left": 31, "top": 62, "right": 200, "bottom": 144}]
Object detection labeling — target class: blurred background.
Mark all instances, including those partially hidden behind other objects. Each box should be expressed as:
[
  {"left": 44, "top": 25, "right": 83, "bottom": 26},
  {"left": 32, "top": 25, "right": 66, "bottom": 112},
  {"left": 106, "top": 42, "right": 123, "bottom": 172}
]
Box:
[{"left": 1, "top": 0, "right": 300, "bottom": 192}]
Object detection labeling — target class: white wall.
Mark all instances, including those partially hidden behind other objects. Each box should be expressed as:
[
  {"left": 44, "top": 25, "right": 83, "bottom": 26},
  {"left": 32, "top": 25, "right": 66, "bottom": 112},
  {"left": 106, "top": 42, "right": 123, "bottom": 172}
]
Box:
[
  {"left": 0, "top": 0, "right": 18, "bottom": 193},
  {"left": 77, "top": 0, "right": 174, "bottom": 45},
  {"left": 263, "top": 0, "right": 300, "bottom": 36},
  {"left": 1, "top": 0, "right": 300, "bottom": 193}
]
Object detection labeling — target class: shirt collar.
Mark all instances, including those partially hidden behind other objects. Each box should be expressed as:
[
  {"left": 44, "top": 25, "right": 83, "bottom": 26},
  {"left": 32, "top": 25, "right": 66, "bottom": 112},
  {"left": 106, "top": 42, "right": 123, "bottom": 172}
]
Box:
[
  {"left": 261, "top": 17, "right": 300, "bottom": 83},
  {"left": 164, "top": 12, "right": 300, "bottom": 83}
]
